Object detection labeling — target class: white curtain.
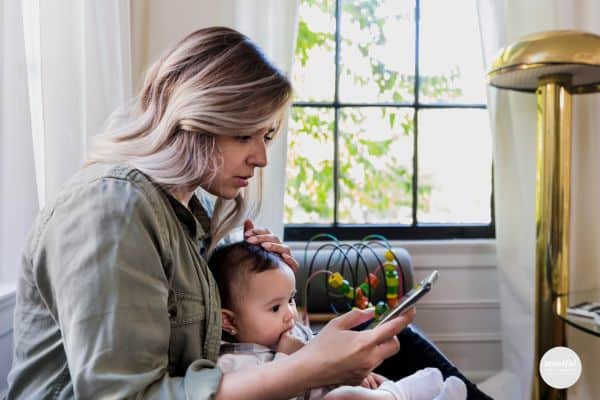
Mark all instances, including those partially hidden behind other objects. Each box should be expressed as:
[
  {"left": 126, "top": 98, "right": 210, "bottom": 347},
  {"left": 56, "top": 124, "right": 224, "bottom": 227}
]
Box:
[
  {"left": 0, "top": 0, "right": 38, "bottom": 285},
  {"left": 22, "top": 0, "right": 132, "bottom": 207},
  {"left": 476, "top": 1, "right": 600, "bottom": 399},
  {"left": 130, "top": 0, "right": 300, "bottom": 238},
  {"left": 233, "top": 0, "right": 300, "bottom": 238}
]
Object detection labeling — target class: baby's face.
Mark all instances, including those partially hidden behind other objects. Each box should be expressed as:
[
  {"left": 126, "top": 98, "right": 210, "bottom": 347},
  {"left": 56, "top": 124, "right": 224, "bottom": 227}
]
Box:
[{"left": 233, "top": 264, "right": 297, "bottom": 348}]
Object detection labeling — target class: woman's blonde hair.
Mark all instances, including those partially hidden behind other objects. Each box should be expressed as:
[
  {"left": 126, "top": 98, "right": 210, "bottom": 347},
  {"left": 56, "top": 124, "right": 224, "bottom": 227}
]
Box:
[{"left": 87, "top": 27, "right": 292, "bottom": 254}]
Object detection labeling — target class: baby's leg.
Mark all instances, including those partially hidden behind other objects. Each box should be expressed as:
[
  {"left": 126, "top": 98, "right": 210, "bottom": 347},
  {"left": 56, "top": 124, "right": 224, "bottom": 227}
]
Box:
[
  {"left": 433, "top": 376, "right": 467, "bottom": 400},
  {"left": 378, "top": 367, "right": 444, "bottom": 400},
  {"left": 323, "top": 385, "right": 395, "bottom": 400},
  {"left": 323, "top": 369, "right": 466, "bottom": 400}
]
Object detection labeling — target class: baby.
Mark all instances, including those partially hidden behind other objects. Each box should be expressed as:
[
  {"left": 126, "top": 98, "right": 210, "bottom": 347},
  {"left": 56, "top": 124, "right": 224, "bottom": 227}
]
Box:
[{"left": 209, "top": 241, "right": 467, "bottom": 400}]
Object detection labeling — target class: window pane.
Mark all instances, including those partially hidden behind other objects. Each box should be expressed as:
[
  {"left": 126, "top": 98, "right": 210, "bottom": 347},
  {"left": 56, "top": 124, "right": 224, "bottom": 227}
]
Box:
[
  {"left": 285, "top": 107, "right": 335, "bottom": 223},
  {"left": 419, "top": 0, "right": 487, "bottom": 104},
  {"left": 339, "top": 0, "right": 415, "bottom": 103},
  {"left": 417, "top": 109, "right": 492, "bottom": 223},
  {"left": 338, "top": 107, "right": 414, "bottom": 224},
  {"left": 293, "top": 0, "right": 336, "bottom": 102}
]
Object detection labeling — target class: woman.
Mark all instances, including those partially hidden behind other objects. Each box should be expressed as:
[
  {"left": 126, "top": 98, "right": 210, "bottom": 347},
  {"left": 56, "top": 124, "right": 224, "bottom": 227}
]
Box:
[{"left": 7, "top": 27, "right": 413, "bottom": 399}]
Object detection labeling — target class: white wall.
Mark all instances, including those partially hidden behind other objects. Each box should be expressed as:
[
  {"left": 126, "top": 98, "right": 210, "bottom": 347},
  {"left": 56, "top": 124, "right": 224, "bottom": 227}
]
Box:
[
  {"left": 406, "top": 241, "right": 500, "bottom": 383},
  {"left": 130, "top": 0, "right": 236, "bottom": 91}
]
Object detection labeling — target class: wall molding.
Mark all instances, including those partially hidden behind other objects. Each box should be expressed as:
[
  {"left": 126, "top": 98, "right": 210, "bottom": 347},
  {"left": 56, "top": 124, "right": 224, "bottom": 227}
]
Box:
[
  {"left": 418, "top": 300, "right": 500, "bottom": 310},
  {"left": 429, "top": 332, "right": 501, "bottom": 343},
  {"left": 414, "top": 264, "right": 496, "bottom": 270},
  {"left": 464, "top": 370, "right": 498, "bottom": 384}
]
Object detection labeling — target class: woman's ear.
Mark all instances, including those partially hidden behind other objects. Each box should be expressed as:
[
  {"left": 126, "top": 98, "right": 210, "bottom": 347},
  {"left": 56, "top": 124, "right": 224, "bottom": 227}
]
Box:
[{"left": 221, "top": 309, "right": 238, "bottom": 336}]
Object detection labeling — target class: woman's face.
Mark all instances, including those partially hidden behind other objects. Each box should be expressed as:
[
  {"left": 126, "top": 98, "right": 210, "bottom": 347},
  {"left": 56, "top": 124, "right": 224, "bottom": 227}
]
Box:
[{"left": 202, "top": 129, "right": 274, "bottom": 199}]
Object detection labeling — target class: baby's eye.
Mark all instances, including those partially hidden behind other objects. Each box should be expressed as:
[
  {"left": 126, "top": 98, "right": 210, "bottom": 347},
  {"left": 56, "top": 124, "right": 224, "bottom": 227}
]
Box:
[
  {"left": 271, "top": 305, "right": 280, "bottom": 313},
  {"left": 264, "top": 134, "right": 274, "bottom": 142},
  {"left": 289, "top": 296, "right": 296, "bottom": 304}
]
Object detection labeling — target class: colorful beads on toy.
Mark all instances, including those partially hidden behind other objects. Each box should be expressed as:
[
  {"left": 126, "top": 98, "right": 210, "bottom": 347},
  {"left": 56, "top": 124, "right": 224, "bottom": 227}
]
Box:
[
  {"left": 341, "top": 280, "right": 354, "bottom": 300},
  {"left": 366, "top": 273, "right": 379, "bottom": 287},
  {"left": 375, "top": 301, "right": 389, "bottom": 317},
  {"left": 327, "top": 269, "right": 384, "bottom": 309},
  {"left": 383, "top": 251, "right": 399, "bottom": 308},
  {"left": 328, "top": 272, "right": 344, "bottom": 288},
  {"left": 357, "top": 273, "right": 379, "bottom": 297},
  {"left": 354, "top": 288, "right": 369, "bottom": 309},
  {"left": 384, "top": 250, "right": 395, "bottom": 262}
]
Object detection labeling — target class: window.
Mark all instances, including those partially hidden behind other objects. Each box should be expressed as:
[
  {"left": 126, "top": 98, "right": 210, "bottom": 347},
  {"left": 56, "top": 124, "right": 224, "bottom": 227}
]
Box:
[{"left": 284, "top": 0, "right": 494, "bottom": 241}]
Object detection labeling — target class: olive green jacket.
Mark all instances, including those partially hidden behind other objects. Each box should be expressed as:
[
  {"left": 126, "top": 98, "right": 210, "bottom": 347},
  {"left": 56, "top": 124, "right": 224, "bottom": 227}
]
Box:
[{"left": 7, "top": 163, "right": 224, "bottom": 399}]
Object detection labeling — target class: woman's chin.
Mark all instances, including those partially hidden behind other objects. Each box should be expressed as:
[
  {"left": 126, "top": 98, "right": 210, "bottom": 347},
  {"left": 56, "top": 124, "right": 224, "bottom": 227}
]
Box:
[{"left": 213, "top": 188, "right": 241, "bottom": 200}]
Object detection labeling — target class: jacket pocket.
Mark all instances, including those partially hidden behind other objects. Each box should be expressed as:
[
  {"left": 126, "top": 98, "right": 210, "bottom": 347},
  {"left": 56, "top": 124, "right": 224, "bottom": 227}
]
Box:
[{"left": 167, "top": 290, "right": 206, "bottom": 375}]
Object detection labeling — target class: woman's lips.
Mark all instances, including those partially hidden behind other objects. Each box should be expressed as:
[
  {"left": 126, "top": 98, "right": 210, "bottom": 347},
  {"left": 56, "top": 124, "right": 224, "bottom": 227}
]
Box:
[{"left": 234, "top": 176, "right": 249, "bottom": 187}]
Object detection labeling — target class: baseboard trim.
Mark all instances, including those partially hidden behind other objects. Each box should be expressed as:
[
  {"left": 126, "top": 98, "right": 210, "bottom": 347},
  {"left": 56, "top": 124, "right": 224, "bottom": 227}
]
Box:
[
  {"left": 418, "top": 300, "right": 500, "bottom": 309},
  {"left": 429, "top": 332, "right": 501, "bottom": 343},
  {"left": 464, "top": 369, "right": 500, "bottom": 384}
]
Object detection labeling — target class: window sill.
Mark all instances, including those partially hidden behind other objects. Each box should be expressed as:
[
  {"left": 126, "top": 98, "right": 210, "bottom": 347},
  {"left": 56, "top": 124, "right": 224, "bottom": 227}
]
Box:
[
  {"left": 0, "top": 283, "right": 16, "bottom": 338},
  {"left": 289, "top": 239, "right": 498, "bottom": 270},
  {"left": 288, "top": 238, "right": 496, "bottom": 251},
  {"left": 0, "top": 283, "right": 16, "bottom": 311}
]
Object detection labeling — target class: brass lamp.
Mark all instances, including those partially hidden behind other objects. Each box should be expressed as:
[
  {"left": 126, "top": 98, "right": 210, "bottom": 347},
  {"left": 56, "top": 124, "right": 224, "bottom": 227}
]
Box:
[{"left": 487, "top": 31, "right": 600, "bottom": 400}]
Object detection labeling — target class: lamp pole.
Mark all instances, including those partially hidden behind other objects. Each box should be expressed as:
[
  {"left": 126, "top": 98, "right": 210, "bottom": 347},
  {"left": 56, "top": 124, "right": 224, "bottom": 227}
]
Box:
[{"left": 532, "top": 74, "right": 572, "bottom": 400}]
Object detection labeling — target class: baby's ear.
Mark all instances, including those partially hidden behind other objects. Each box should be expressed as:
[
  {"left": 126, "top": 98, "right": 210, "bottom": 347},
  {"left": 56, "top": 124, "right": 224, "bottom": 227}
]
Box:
[{"left": 221, "top": 309, "right": 238, "bottom": 336}]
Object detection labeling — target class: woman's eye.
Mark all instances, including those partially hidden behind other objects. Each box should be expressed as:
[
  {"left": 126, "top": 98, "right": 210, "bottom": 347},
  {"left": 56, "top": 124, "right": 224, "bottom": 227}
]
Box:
[
  {"left": 264, "top": 135, "right": 274, "bottom": 142},
  {"left": 289, "top": 296, "right": 295, "bottom": 304},
  {"left": 236, "top": 136, "right": 252, "bottom": 142},
  {"left": 271, "top": 305, "right": 280, "bottom": 313}
]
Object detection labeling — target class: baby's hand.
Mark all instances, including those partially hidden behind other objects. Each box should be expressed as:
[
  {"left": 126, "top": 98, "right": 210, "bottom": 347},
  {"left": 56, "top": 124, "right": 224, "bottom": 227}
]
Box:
[
  {"left": 276, "top": 330, "right": 306, "bottom": 355},
  {"left": 360, "top": 372, "right": 387, "bottom": 389}
]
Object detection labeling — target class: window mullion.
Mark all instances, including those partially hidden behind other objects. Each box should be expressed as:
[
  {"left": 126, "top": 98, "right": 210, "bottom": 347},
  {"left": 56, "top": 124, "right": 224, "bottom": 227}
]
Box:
[
  {"left": 412, "top": 0, "right": 421, "bottom": 227},
  {"left": 333, "top": 0, "right": 342, "bottom": 226}
]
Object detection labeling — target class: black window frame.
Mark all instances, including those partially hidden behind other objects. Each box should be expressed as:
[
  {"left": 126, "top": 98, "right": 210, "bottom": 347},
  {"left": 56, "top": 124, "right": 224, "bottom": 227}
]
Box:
[{"left": 284, "top": 0, "right": 495, "bottom": 242}]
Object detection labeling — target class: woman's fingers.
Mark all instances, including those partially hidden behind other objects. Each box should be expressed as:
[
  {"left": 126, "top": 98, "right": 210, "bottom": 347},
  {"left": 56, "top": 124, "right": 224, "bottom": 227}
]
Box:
[
  {"left": 243, "top": 219, "right": 275, "bottom": 239},
  {"left": 245, "top": 233, "right": 281, "bottom": 244},
  {"left": 244, "top": 230, "right": 299, "bottom": 271},
  {"left": 372, "top": 335, "right": 401, "bottom": 361},
  {"left": 330, "top": 308, "right": 375, "bottom": 330},
  {"left": 243, "top": 219, "right": 255, "bottom": 233},
  {"left": 370, "top": 307, "right": 415, "bottom": 343},
  {"left": 280, "top": 253, "right": 299, "bottom": 271}
]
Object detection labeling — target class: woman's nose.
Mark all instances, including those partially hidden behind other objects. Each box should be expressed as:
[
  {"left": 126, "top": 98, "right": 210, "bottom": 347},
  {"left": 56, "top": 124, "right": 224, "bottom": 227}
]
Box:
[{"left": 248, "top": 140, "right": 267, "bottom": 168}]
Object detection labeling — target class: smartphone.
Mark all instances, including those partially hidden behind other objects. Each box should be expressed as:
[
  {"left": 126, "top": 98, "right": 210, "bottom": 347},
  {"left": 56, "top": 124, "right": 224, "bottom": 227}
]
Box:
[{"left": 351, "top": 270, "right": 439, "bottom": 331}]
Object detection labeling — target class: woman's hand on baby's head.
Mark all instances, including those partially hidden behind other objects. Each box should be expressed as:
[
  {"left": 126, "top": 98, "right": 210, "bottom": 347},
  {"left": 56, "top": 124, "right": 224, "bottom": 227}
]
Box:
[
  {"left": 276, "top": 329, "right": 306, "bottom": 355},
  {"left": 243, "top": 219, "right": 299, "bottom": 271}
]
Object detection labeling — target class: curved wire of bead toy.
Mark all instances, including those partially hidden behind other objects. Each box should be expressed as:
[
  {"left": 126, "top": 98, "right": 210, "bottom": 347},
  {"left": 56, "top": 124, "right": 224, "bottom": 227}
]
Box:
[{"left": 301, "top": 235, "right": 406, "bottom": 322}]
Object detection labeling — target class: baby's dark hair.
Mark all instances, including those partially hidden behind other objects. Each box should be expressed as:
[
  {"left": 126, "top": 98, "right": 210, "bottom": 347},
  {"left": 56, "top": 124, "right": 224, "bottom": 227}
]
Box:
[{"left": 208, "top": 241, "right": 283, "bottom": 310}]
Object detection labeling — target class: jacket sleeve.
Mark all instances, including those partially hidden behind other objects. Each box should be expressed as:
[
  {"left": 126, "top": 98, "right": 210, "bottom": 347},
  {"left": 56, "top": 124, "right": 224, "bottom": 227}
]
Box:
[{"left": 34, "top": 177, "right": 222, "bottom": 399}]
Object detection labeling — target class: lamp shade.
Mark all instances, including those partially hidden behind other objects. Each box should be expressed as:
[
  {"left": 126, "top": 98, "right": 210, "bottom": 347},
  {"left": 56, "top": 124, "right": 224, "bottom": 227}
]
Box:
[{"left": 487, "top": 30, "right": 600, "bottom": 92}]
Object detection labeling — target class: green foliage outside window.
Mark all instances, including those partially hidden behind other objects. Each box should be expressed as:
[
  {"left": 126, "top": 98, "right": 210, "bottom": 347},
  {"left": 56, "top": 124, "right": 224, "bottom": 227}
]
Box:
[{"left": 286, "top": 0, "right": 463, "bottom": 224}]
